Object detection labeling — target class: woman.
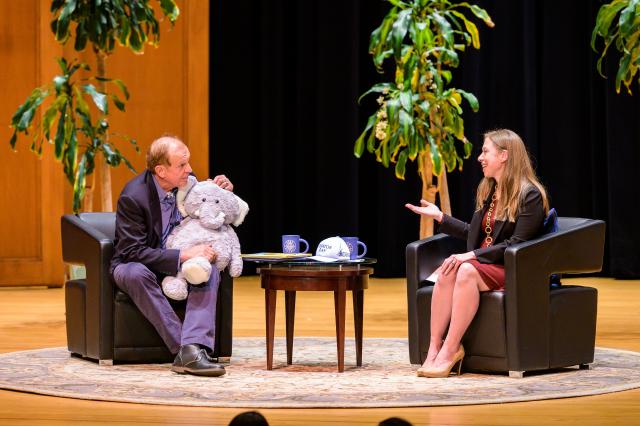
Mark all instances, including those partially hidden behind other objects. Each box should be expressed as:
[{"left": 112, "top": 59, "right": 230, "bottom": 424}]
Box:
[{"left": 405, "top": 129, "right": 548, "bottom": 378}]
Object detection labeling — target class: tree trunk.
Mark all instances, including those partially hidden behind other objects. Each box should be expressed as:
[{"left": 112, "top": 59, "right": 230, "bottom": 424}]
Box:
[
  {"left": 96, "top": 51, "right": 113, "bottom": 212},
  {"left": 438, "top": 170, "right": 451, "bottom": 216},
  {"left": 419, "top": 150, "right": 438, "bottom": 239},
  {"left": 83, "top": 173, "right": 96, "bottom": 212}
]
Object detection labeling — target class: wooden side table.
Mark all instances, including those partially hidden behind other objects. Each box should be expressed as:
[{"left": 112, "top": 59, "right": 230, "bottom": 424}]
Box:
[{"left": 259, "top": 265, "right": 374, "bottom": 372}]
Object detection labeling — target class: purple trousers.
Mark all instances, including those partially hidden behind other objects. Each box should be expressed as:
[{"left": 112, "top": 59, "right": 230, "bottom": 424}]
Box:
[{"left": 113, "top": 262, "right": 219, "bottom": 354}]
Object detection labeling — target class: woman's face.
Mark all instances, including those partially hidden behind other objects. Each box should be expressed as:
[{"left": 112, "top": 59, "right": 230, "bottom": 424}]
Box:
[{"left": 478, "top": 138, "right": 507, "bottom": 180}]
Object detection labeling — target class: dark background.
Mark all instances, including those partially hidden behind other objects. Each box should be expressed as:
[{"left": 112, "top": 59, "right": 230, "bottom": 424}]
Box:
[{"left": 210, "top": 0, "right": 640, "bottom": 278}]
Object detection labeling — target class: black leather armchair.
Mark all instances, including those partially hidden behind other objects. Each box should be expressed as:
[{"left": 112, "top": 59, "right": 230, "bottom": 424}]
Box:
[
  {"left": 61, "top": 213, "right": 233, "bottom": 365},
  {"left": 406, "top": 217, "right": 605, "bottom": 377}
]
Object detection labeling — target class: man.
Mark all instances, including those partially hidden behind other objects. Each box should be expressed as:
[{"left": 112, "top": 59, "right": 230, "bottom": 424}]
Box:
[{"left": 110, "top": 135, "right": 233, "bottom": 377}]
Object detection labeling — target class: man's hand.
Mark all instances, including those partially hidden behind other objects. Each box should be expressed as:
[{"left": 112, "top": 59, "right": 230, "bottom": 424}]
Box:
[
  {"left": 180, "top": 244, "right": 218, "bottom": 263},
  {"left": 213, "top": 175, "right": 233, "bottom": 191}
]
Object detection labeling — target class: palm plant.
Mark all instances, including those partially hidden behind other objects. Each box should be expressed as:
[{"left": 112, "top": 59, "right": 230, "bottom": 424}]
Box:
[
  {"left": 355, "top": 0, "right": 493, "bottom": 237},
  {"left": 8, "top": 0, "right": 179, "bottom": 213},
  {"left": 592, "top": 0, "right": 640, "bottom": 94}
]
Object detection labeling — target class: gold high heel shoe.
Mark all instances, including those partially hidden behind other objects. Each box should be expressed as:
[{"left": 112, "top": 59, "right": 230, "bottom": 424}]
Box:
[{"left": 419, "top": 345, "right": 465, "bottom": 378}]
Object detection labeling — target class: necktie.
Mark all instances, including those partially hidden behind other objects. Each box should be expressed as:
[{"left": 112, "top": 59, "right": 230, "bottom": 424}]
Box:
[{"left": 161, "top": 189, "right": 181, "bottom": 247}]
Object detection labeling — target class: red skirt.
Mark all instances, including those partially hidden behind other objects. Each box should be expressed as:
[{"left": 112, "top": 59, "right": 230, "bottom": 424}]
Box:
[{"left": 465, "top": 260, "right": 505, "bottom": 291}]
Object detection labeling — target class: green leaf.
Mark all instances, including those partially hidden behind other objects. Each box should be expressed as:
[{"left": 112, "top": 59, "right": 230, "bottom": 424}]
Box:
[
  {"left": 400, "top": 90, "right": 412, "bottom": 111},
  {"left": 129, "top": 27, "right": 142, "bottom": 52},
  {"left": 453, "top": 3, "right": 495, "bottom": 27},
  {"left": 616, "top": 52, "right": 632, "bottom": 93},
  {"left": 392, "top": 9, "right": 412, "bottom": 60},
  {"left": 53, "top": 75, "right": 68, "bottom": 92},
  {"left": 42, "top": 102, "right": 61, "bottom": 140},
  {"left": 82, "top": 84, "right": 108, "bottom": 113},
  {"left": 381, "top": 136, "right": 390, "bottom": 167},
  {"left": 354, "top": 113, "right": 377, "bottom": 158},
  {"left": 387, "top": 97, "right": 400, "bottom": 126},
  {"left": 121, "top": 153, "right": 137, "bottom": 174},
  {"left": 458, "top": 89, "right": 479, "bottom": 111},
  {"left": 9, "top": 131, "right": 18, "bottom": 150},
  {"left": 463, "top": 140, "right": 473, "bottom": 158},
  {"left": 592, "top": 0, "right": 628, "bottom": 49},
  {"left": 619, "top": 0, "right": 639, "bottom": 36},
  {"left": 65, "top": 128, "right": 78, "bottom": 181},
  {"left": 72, "top": 153, "right": 87, "bottom": 213},
  {"left": 428, "top": 135, "right": 442, "bottom": 176},
  {"left": 111, "top": 79, "right": 130, "bottom": 100},
  {"left": 74, "top": 21, "right": 88, "bottom": 51},
  {"left": 56, "top": 57, "right": 69, "bottom": 74},
  {"left": 54, "top": 105, "right": 67, "bottom": 160},
  {"left": 403, "top": 52, "right": 418, "bottom": 89},
  {"left": 111, "top": 95, "right": 126, "bottom": 111},
  {"left": 358, "top": 83, "right": 394, "bottom": 104},
  {"left": 366, "top": 121, "right": 378, "bottom": 153},
  {"left": 395, "top": 150, "right": 408, "bottom": 179},
  {"left": 55, "top": 0, "right": 77, "bottom": 42},
  {"left": 160, "top": 0, "right": 180, "bottom": 22},
  {"left": 450, "top": 10, "right": 480, "bottom": 48},
  {"left": 399, "top": 109, "right": 414, "bottom": 156},
  {"left": 432, "top": 12, "right": 454, "bottom": 46}
]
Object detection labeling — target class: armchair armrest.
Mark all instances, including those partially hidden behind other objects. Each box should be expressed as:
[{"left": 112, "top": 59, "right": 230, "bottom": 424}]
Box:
[
  {"left": 61, "top": 214, "right": 116, "bottom": 360},
  {"left": 406, "top": 233, "right": 466, "bottom": 363},
  {"left": 503, "top": 217, "right": 605, "bottom": 371}
]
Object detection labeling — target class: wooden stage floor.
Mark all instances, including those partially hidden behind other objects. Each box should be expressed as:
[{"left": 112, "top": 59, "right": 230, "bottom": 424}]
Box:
[{"left": 0, "top": 276, "right": 639, "bottom": 425}]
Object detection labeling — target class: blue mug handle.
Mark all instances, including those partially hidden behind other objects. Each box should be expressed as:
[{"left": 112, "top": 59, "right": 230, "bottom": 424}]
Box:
[
  {"left": 299, "top": 238, "right": 309, "bottom": 254},
  {"left": 357, "top": 241, "right": 367, "bottom": 258}
]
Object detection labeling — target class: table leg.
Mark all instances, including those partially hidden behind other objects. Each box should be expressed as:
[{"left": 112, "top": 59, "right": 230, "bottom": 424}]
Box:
[
  {"left": 353, "top": 289, "right": 364, "bottom": 367},
  {"left": 265, "top": 288, "right": 277, "bottom": 370},
  {"left": 334, "top": 282, "right": 346, "bottom": 372},
  {"left": 285, "top": 290, "right": 296, "bottom": 365}
]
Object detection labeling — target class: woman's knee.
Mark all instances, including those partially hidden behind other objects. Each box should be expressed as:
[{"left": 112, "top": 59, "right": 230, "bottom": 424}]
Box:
[
  {"left": 435, "top": 273, "right": 455, "bottom": 289},
  {"left": 454, "top": 263, "right": 478, "bottom": 284}
]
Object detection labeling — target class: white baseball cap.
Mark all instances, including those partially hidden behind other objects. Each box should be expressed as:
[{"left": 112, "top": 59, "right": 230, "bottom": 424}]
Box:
[{"left": 308, "top": 237, "right": 351, "bottom": 262}]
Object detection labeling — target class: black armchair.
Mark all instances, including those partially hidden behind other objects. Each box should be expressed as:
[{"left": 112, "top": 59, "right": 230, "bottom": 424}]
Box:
[
  {"left": 406, "top": 217, "right": 605, "bottom": 377},
  {"left": 61, "top": 213, "right": 233, "bottom": 365}
]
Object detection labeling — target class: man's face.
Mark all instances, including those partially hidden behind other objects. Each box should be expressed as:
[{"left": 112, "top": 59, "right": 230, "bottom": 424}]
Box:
[{"left": 156, "top": 142, "right": 192, "bottom": 190}]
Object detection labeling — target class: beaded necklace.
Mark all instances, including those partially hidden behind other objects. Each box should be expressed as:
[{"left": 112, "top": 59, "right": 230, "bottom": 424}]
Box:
[{"left": 483, "top": 192, "right": 498, "bottom": 246}]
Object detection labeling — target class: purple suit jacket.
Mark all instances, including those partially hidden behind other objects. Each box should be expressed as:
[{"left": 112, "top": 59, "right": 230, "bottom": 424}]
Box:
[{"left": 110, "top": 170, "right": 181, "bottom": 276}]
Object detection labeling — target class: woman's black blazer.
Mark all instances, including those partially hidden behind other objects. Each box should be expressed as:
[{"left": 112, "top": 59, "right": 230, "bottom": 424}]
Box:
[{"left": 437, "top": 186, "right": 545, "bottom": 264}]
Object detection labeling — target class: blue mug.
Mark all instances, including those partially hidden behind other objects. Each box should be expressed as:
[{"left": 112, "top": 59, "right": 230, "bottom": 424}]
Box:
[
  {"left": 341, "top": 237, "right": 367, "bottom": 260},
  {"left": 282, "top": 235, "right": 309, "bottom": 254}
]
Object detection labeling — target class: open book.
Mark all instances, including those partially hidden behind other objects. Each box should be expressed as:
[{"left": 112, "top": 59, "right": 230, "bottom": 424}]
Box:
[{"left": 241, "top": 252, "right": 313, "bottom": 261}]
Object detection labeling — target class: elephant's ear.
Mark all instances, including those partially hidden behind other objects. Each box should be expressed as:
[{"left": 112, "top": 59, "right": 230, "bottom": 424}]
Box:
[
  {"left": 232, "top": 194, "right": 249, "bottom": 226},
  {"left": 177, "top": 175, "right": 198, "bottom": 217}
]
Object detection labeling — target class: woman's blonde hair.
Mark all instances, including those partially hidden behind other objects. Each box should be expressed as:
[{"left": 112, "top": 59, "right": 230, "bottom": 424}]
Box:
[{"left": 476, "top": 129, "right": 549, "bottom": 222}]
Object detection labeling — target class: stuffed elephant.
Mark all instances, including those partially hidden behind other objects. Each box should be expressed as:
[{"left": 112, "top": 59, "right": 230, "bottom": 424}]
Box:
[{"left": 161, "top": 176, "right": 249, "bottom": 300}]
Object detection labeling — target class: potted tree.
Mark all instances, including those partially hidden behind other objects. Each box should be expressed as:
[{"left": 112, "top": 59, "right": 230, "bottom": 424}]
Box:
[
  {"left": 355, "top": 0, "right": 493, "bottom": 238},
  {"left": 8, "top": 0, "right": 179, "bottom": 213},
  {"left": 592, "top": 0, "right": 640, "bottom": 94}
]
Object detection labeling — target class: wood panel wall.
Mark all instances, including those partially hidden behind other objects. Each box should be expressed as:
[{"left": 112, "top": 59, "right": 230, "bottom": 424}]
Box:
[{"left": 0, "top": 0, "right": 209, "bottom": 286}]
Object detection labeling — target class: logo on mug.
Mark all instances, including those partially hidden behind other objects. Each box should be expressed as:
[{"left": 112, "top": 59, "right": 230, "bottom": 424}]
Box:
[{"left": 283, "top": 239, "right": 297, "bottom": 253}]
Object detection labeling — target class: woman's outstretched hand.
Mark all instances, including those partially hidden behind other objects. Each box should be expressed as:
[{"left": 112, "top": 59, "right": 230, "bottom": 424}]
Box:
[{"left": 405, "top": 200, "right": 444, "bottom": 223}]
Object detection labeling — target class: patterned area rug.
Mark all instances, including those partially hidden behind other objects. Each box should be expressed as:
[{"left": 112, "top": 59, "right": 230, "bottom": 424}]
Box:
[{"left": 1, "top": 338, "right": 639, "bottom": 408}]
